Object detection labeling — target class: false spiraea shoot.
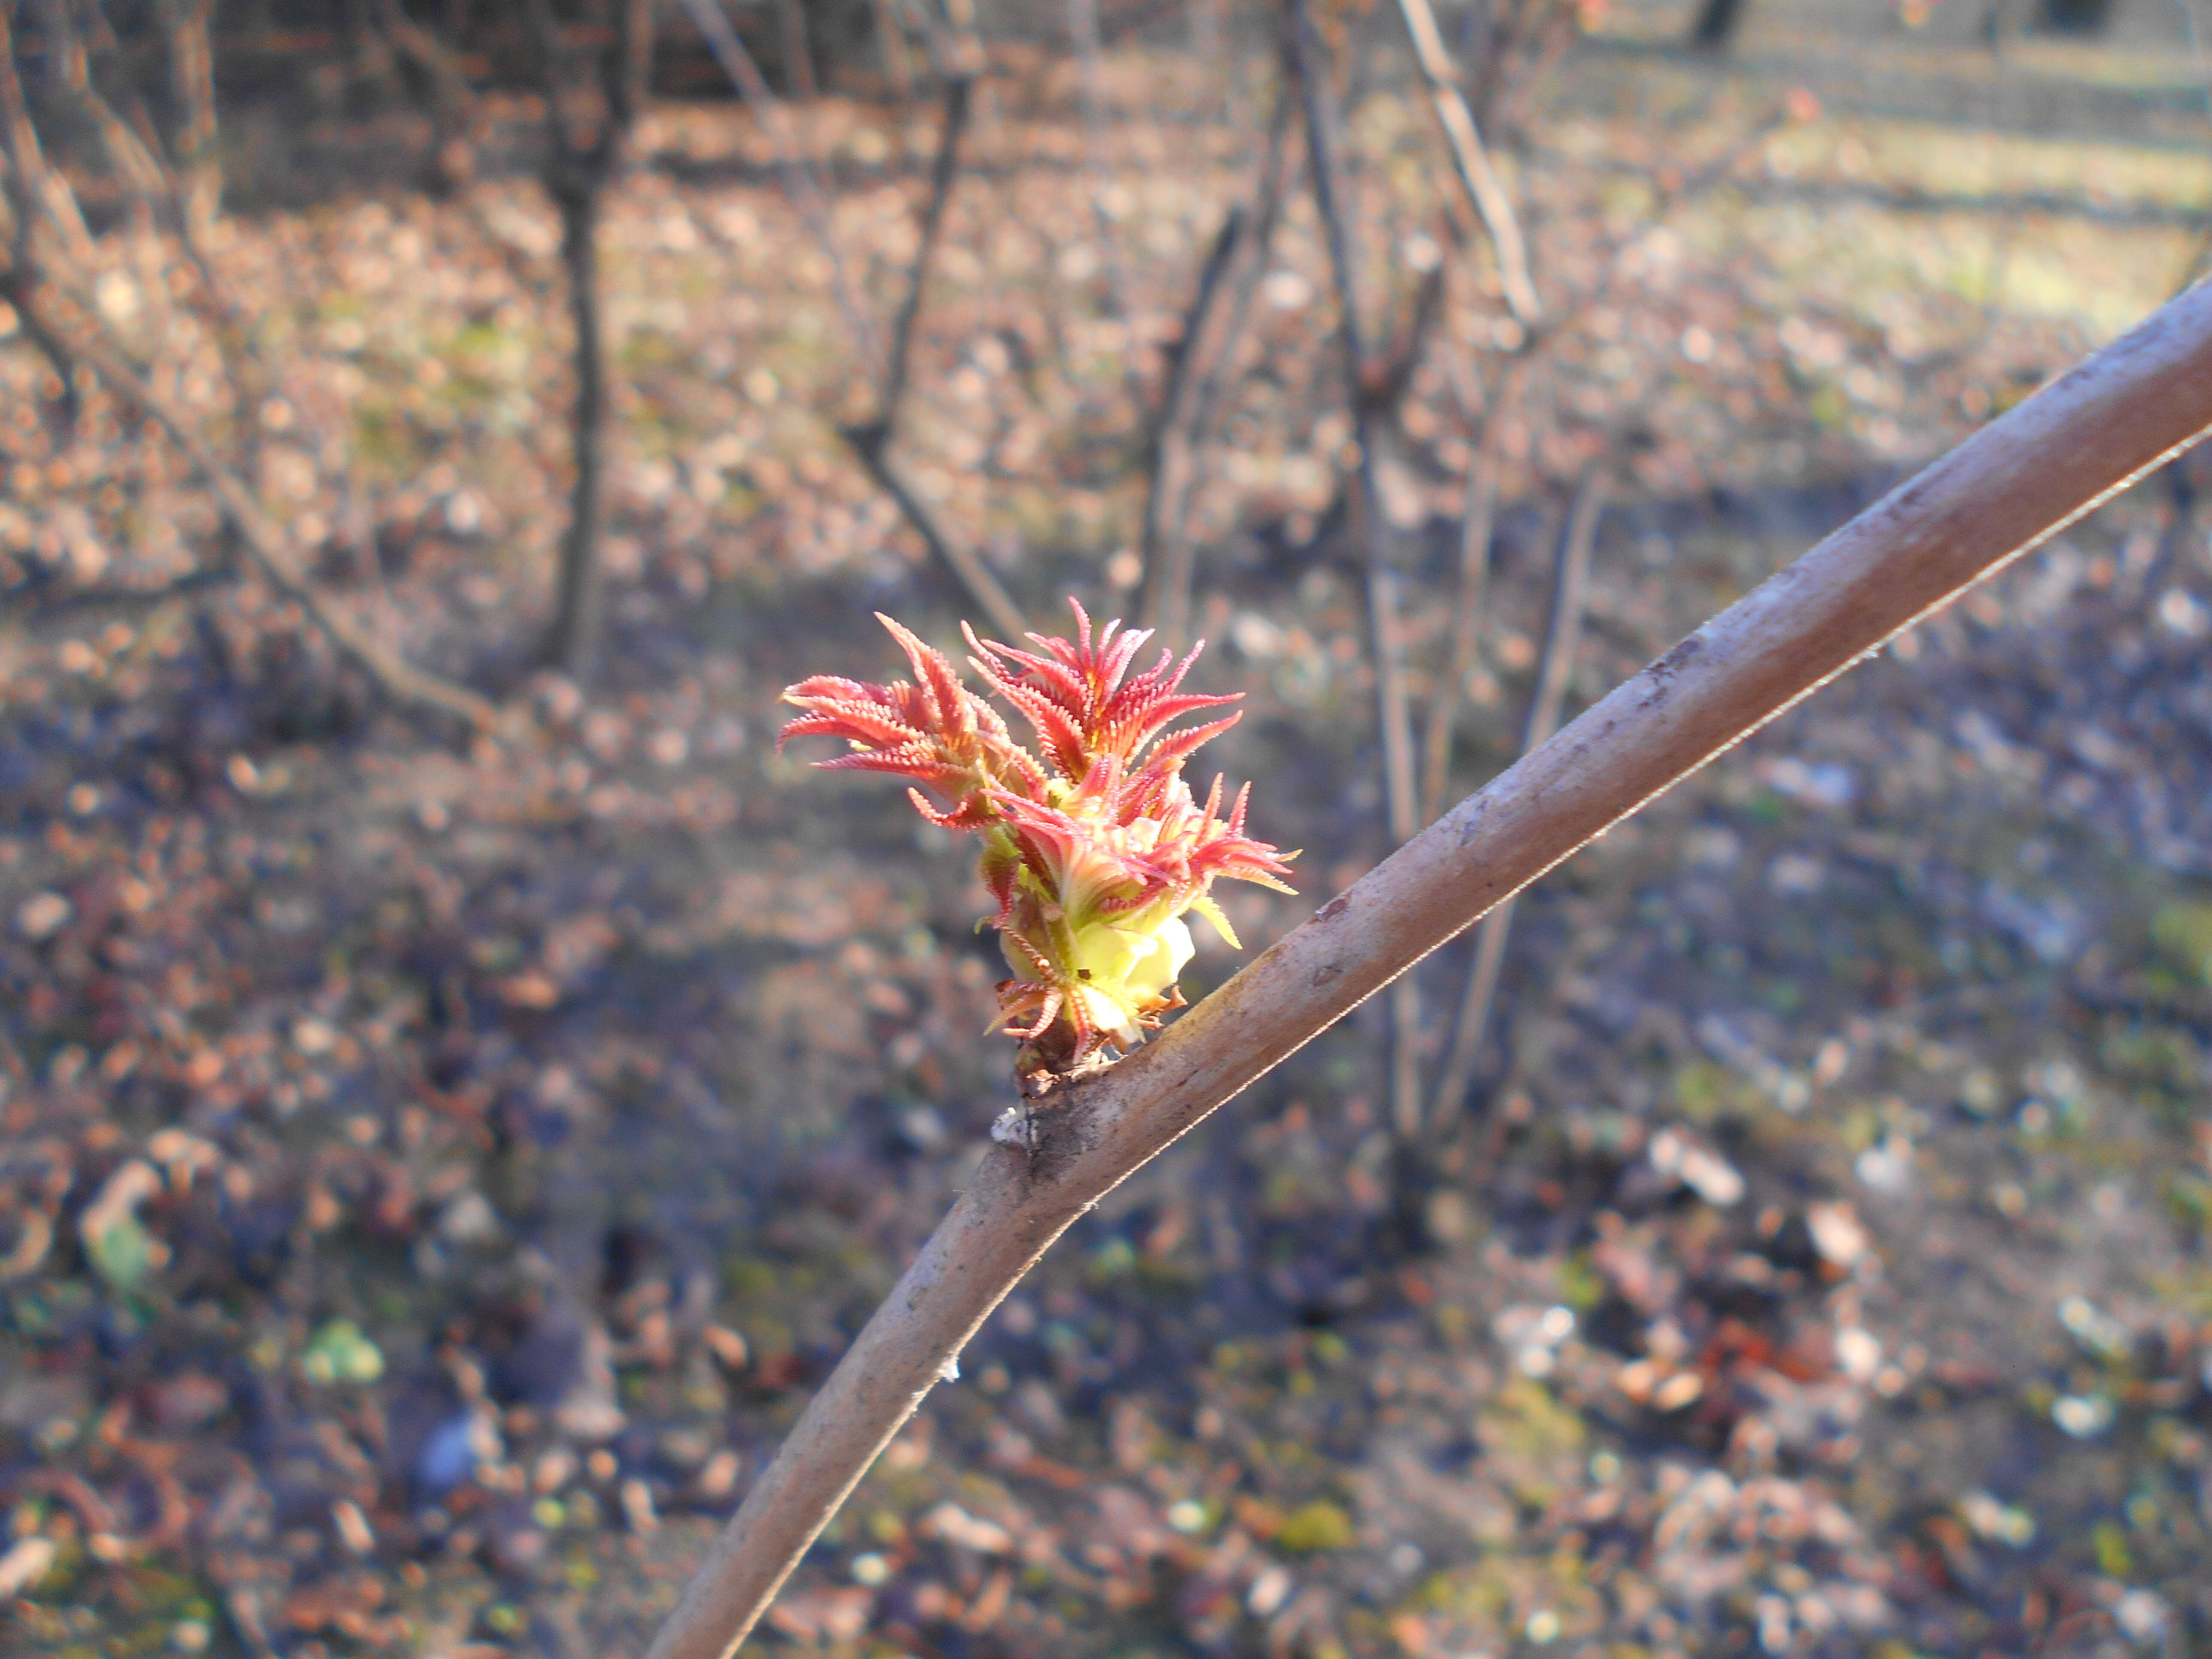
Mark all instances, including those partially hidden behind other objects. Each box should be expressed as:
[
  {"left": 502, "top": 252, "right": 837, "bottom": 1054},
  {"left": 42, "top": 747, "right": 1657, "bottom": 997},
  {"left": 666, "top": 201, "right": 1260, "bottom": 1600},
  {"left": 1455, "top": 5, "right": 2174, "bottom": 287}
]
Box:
[{"left": 779, "top": 603, "right": 1296, "bottom": 1074}]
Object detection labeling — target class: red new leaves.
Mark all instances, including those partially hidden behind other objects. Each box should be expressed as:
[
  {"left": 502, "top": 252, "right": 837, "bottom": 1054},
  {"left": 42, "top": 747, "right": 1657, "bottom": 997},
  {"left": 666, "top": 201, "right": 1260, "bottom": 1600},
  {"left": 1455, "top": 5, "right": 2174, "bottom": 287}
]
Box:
[
  {"left": 778, "top": 615, "right": 1046, "bottom": 830},
  {"left": 780, "top": 604, "right": 1294, "bottom": 1069}
]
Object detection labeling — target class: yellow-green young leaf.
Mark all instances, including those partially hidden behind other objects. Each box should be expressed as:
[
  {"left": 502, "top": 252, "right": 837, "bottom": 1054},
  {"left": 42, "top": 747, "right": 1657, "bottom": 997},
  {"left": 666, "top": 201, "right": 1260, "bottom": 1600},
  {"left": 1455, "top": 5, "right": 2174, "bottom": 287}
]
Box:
[{"left": 1187, "top": 893, "right": 1240, "bottom": 950}]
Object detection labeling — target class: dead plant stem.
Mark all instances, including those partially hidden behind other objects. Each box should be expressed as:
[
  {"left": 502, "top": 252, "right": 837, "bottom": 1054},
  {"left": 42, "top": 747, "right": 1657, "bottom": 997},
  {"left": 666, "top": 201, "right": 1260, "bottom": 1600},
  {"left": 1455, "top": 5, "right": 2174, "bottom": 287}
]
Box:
[
  {"left": 1430, "top": 463, "right": 1607, "bottom": 1121},
  {"left": 1288, "top": 0, "right": 1424, "bottom": 1133},
  {"left": 1138, "top": 203, "right": 1243, "bottom": 637},
  {"left": 839, "top": 74, "right": 1027, "bottom": 641},
  {"left": 1391, "top": 0, "right": 1540, "bottom": 325},
  {"left": 30, "top": 280, "right": 497, "bottom": 728},
  {"left": 676, "top": 0, "right": 879, "bottom": 369},
  {"left": 1421, "top": 358, "right": 1527, "bottom": 825},
  {"left": 1148, "top": 85, "right": 1296, "bottom": 648}
]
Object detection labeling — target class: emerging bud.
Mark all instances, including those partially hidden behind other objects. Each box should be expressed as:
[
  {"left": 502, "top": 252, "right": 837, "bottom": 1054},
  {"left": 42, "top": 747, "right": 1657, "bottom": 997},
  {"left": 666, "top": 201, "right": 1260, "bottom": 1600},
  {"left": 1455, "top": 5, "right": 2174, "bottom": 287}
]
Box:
[{"left": 781, "top": 603, "right": 1296, "bottom": 1072}]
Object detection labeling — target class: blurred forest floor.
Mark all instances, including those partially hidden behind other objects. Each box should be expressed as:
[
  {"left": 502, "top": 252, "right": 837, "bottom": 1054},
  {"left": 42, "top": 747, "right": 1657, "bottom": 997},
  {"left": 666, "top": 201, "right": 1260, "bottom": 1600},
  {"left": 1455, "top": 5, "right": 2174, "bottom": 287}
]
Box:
[{"left": 8, "top": 7, "right": 2212, "bottom": 1658}]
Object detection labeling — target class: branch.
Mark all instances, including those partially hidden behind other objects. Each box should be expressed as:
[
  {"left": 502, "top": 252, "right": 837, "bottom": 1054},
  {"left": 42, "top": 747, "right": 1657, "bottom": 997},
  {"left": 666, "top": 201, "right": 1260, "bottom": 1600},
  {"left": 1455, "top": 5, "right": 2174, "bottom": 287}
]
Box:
[
  {"left": 878, "top": 74, "right": 971, "bottom": 422},
  {"left": 1420, "top": 356, "right": 1526, "bottom": 826},
  {"left": 152, "top": 0, "right": 219, "bottom": 261},
  {"left": 871, "top": 0, "right": 917, "bottom": 97},
  {"left": 42, "top": 0, "right": 173, "bottom": 216},
  {"left": 677, "top": 0, "right": 1018, "bottom": 635},
  {"left": 1136, "top": 201, "right": 1242, "bottom": 631},
  {"left": 0, "top": 4, "right": 90, "bottom": 426},
  {"left": 836, "top": 73, "right": 1027, "bottom": 641},
  {"left": 1429, "top": 462, "right": 1606, "bottom": 1121},
  {"left": 1287, "top": 0, "right": 1424, "bottom": 1134},
  {"left": 1064, "top": 0, "right": 1129, "bottom": 316},
  {"left": 673, "top": 0, "right": 879, "bottom": 371},
  {"left": 1391, "top": 0, "right": 1540, "bottom": 326},
  {"left": 1287, "top": 0, "right": 1415, "bottom": 843},
  {"left": 841, "top": 423, "right": 1026, "bottom": 641},
  {"left": 26, "top": 280, "right": 499, "bottom": 730},
  {"left": 645, "top": 279, "right": 2212, "bottom": 1659},
  {"left": 0, "top": 7, "right": 94, "bottom": 264},
  {"left": 773, "top": 0, "right": 816, "bottom": 97},
  {"left": 1145, "top": 83, "right": 1296, "bottom": 648},
  {"left": 377, "top": 0, "right": 484, "bottom": 189}
]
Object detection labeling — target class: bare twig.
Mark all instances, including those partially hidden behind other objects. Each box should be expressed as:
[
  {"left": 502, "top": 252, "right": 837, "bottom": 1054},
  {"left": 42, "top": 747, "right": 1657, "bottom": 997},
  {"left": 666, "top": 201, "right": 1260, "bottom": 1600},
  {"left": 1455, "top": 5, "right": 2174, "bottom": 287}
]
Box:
[
  {"left": 42, "top": 0, "right": 171, "bottom": 213},
  {"left": 838, "top": 75, "right": 1026, "bottom": 641},
  {"left": 847, "top": 434, "right": 1026, "bottom": 642},
  {"left": 873, "top": 0, "right": 917, "bottom": 96},
  {"left": 678, "top": 0, "right": 1019, "bottom": 635},
  {"left": 1430, "top": 463, "right": 1607, "bottom": 1121},
  {"left": 0, "top": 4, "right": 91, "bottom": 427},
  {"left": 0, "top": 6, "right": 94, "bottom": 262},
  {"left": 27, "top": 281, "right": 497, "bottom": 729},
  {"left": 530, "top": 0, "right": 656, "bottom": 678},
  {"left": 1287, "top": 3, "right": 1416, "bottom": 842},
  {"left": 644, "top": 255, "right": 2212, "bottom": 1659},
  {"left": 1065, "top": 0, "right": 1128, "bottom": 315},
  {"left": 1147, "top": 84, "right": 1296, "bottom": 647},
  {"left": 774, "top": 0, "right": 817, "bottom": 98},
  {"left": 879, "top": 74, "right": 971, "bottom": 424},
  {"left": 675, "top": 0, "right": 878, "bottom": 370},
  {"left": 376, "top": 0, "right": 483, "bottom": 191},
  {"left": 1288, "top": 0, "right": 1424, "bottom": 1135},
  {"left": 1, "top": 7, "right": 484, "bottom": 726},
  {"left": 0, "top": 194, "right": 82, "bottom": 434},
  {"left": 1136, "top": 203, "right": 1242, "bottom": 631},
  {"left": 1420, "top": 358, "right": 1527, "bottom": 826},
  {"left": 154, "top": 0, "right": 219, "bottom": 262},
  {"left": 941, "top": 0, "right": 991, "bottom": 84},
  {"left": 1391, "top": 0, "right": 1540, "bottom": 326}
]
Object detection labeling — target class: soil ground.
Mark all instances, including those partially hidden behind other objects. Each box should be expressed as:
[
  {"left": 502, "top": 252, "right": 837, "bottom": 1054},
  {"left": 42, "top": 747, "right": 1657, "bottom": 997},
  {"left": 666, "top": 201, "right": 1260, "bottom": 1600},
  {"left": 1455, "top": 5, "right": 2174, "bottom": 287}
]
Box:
[{"left": 5, "top": 8, "right": 2212, "bottom": 1657}]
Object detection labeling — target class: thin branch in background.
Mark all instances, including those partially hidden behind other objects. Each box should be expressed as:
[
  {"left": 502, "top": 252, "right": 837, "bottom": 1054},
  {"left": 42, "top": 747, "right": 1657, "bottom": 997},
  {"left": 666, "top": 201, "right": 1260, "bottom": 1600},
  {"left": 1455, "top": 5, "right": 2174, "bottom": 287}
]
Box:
[
  {"left": 675, "top": 0, "right": 879, "bottom": 371},
  {"left": 1136, "top": 203, "right": 1242, "bottom": 634},
  {"left": 1392, "top": 0, "right": 1540, "bottom": 326},
  {"left": 1147, "top": 83, "right": 1296, "bottom": 647},
  {"left": 893, "top": 0, "right": 963, "bottom": 79},
  {"left": 1287, "top": 1, "right": 1415, "bottom": 841},
  {"left": 1367, "top": 258, "right": 1449, "bottom": 416},
  {"left": 41, "top": 0, "right": 191, "bottom": 370},
  {"left": 1, "top": 0, "right": 495, "bottom": 728},
  {"left": 678, "top": 0, "right": 1018, "bottom": 635},
  {"left": 377, "top": 0, "right": 483, "bottom": 191},
  {"left": 1287, "top": 0, "right": 1424, "bottom": 1136},
  {"left": 878, "top": 74, "right": 970, "bottom": 424},
  {"left": 1065, "top": 0, "right": 1129, "bottom": 316},
  {"left": 873, "top": 0, "right": 917, "bottom": 96},
  {"left": 0, "top": 4, "right": 95, "bottom": 429},
  {"left": 24, "top": 274, "right": 497, "bottom": 728},
  {"left": 775, "top": 0, "right": 817, "bottom": 97},
  {"left": 529, "top": 0, "right": 656, "bottom": 679},
  {"left": 840, "top": 76, "right": 1027, "bottom": 640},
  {"left": 0, "top": 9, "right": 94, "bottom": 264},
  {"left": 154, "top": 0, "right": 219, "bottom": 262},
  {"left": 1429, "top": 462, "right": 1607, "bottom": 1123},
  {"left": 43, "top": 0, "right": 171, "bottom": 213},
  {"left": 1421, "top": 356, "right": 1527, "bottom": 826},
  {"left": 642, "top": 264, "right": 2212, "bottom": 1659}
]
